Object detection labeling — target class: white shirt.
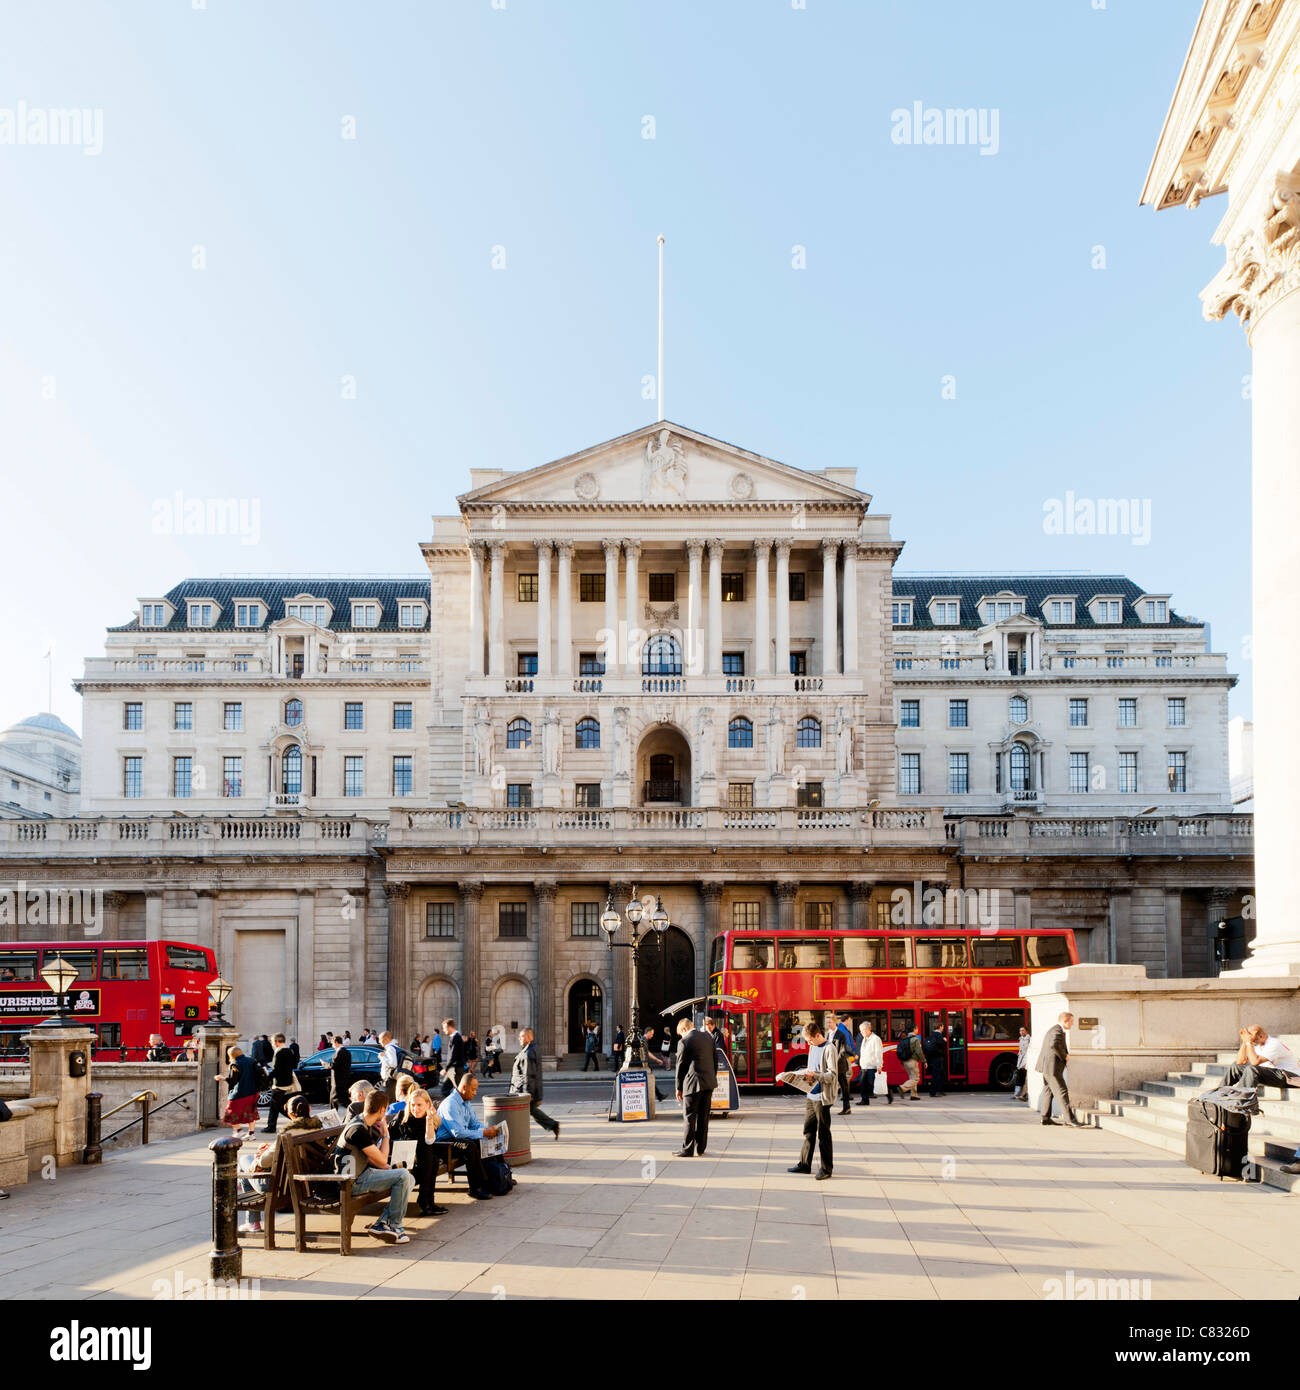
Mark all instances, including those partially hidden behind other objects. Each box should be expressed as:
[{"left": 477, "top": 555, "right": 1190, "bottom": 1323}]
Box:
[
  {"left": 380, "top": 1041, "right": 400, "bottom": 1073},
  {"left": 806, "top": 1042, "right": 827, "bottom": 1100},
  {"left": 1256, "top": 1036, "right": 1300, "bottom": 1082},
  {"left": 858, "top": 1033, "right": 883, "bottom": 1069}
]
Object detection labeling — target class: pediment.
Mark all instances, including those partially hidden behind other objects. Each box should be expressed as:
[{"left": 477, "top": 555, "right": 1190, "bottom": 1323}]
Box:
[{"left": 457, "top": 422, "right": 870, "bottom": 511}]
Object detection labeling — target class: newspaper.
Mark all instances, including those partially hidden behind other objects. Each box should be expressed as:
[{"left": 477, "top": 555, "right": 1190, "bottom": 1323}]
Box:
[
  {"left": 777, "top": 1070, "right": 818, "bottom": 1095},
  {"left": 480, "top": 1124, "right": 507, "bottom": 1158}
]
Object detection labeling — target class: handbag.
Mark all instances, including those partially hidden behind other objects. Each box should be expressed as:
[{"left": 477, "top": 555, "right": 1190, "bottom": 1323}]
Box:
[{"left": 873, "top": 1069, "right": 887, "bottom": 1096}]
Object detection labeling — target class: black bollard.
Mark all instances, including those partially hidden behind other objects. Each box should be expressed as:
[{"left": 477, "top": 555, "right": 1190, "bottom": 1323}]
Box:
[
  {"left": 209, "top": 1136, "right": 243, "bottom": 1282},
  {"left": 84, "top": 1092, "right": 103, "bottom": 1166}
]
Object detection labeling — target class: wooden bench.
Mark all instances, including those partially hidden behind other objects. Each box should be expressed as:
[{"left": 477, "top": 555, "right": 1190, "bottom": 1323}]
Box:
[
  {"left": 288, "top": 1128, "right": 460, "bottom": 1255},
  {"left": 236, "top": 1127, "right": 334, "bottom": 1251}
]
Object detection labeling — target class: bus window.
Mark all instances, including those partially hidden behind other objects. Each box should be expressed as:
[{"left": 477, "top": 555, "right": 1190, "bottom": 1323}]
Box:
[
  {"left": 888, "top": 1009, "right": 915, "bottom": 1041},
  {"left": 834, "top": 937, "right": 886, "bottom": 969},
  {"left": 102, "top": 949, "right": 149, "bottom": 980},
  {"left": 754, "top": 1013, "right": 774, "bottom": 1080},
  {"left": 972, "top": 1009, "right": 1023, "bottom": 1041},
  {"left": 857, "top": 1008, "right": 889, "bottom": 1038},
  {"left": 95, "top": 1022, "right": 123, "bottom": 1050},
  {"left": 886, "top": 938, "right": 913, "bottom": 969},
  {"left": 779, "top": 1009, "right": 820, "bottom": 1052},
  {"left": 915, "top": 937, "right": 969, "bottom": 968},
  {"left": 710, "top": 936, "right": 726, "bottom": 975},
  {"left": 777, "top": 938, "right": 830, "bottom": 970},
  {"left": 727, "top": 1011, "right": 748, "bottom": 1079},
  {"left": 44, "top": 948, "right": 97, "bottom": 981},
  {"left": 1025, "top": 935, "right": 1072, "bottom": 969},
  {"left": 0, "top": 949, "right": 38, "bottom": 982},
  {"left": 971, "top": 937, "right": 1022, "bottom": 968},
  {"left": 732, "top": 938, "right": 774, "bottom": 971},
  {"left": 164, "top": 945, "right": 210, "bottom": 972}
]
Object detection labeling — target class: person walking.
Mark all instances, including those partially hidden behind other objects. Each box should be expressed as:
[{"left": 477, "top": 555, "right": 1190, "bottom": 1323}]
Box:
[
  {"left": 219, "top": 1045, "right": 262, "bottom": 1141},
  {"left": 251, "top": 1033, "right": 272, "bottom": 1067},
  {"left": 1036, "top": 1012, "right": 1084, "bottom": 1127},
  {"left": 612, "top": 1023, "right": 626, "bottom": 1068},
  {"left": 897, "top": 1026, "right": 922, "bottom": 1100},
  {"left": 329, "top": 1033, "right": 352, "bottom": 1113},
  {"left": 856, "top": 1020, "right": 889, "bottom": 1106},
  {"left": 582, "top": 1024, "right": 601, "bottom": 1072},
  {"left": 672, "top": 1015, "right": 718, "bottom": 1157},
  {"left": 923, "top": 1027, "right": 948, "bottom": 1098},
  {"left": 466, "top": 1032, "right": 480, "bottom": 1076},
  {"left": 642, "top": 1026, "right": 666, "bottom": 1100},
  {"left": 1011, "top": 1026, "right": 1032, "bottom": 1102},
  {"left": 378, "top": 1030, "right": 401, "bottom": 1101},
  {"left": 440, "top": 1018, "right": 466, "bottom": 1097},
  {"left": 830, "top": 1013, "right": 854, "bottom": 1115},
  {"left": 263, "top": 1032, "right": 300, "bottom": 1134},
  {"left": 510, "top": 1027, "right": 560, "bottom": 1140},
  {"left": 787, "top": 1022, "right": 837, "bottom": 1180}
]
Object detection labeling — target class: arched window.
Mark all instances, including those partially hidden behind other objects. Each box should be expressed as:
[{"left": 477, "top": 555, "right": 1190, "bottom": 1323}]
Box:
[
  {"left": 1009, "top": 695, "right": 1028, "bottom": 723},
  {"left": 642, "top": 633, "right": 682, "bottom": 676},
  {"left": 284, "top": 698, "right": 303, "bottom": 727},
  {"left": 796, "top": 716, "right": 822, "bottom": 749},
  {"left": 575, "top": 717, "right": 600, "bottom": 750},
  {"left": 728, "top": 716, "right": 753, "bottom": 749},
  {"left": 1009, "top": 743, "right": 1031, "bottom": 791},
  {"left": 282, "top": 745, "right": 302, "bottom": 795},
  {"left": 506, "top": 717, "right": 532, "bottom": 750}
]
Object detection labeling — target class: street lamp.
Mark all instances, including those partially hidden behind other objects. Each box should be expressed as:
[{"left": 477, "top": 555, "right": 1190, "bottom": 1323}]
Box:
[
  {"left": 38, "top": 955, "right": 78, "bottom": 1028},
  {"left": 207, "top": 976, "right": 233, "bottom": 1026},
  {"left": 599, "top": 886, "right": 670, "bottom": 1071}
]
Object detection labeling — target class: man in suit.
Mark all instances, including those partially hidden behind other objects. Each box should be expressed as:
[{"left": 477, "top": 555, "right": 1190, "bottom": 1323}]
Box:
[
  {"left": 329, "top": 1033, "right": 352, "bottom": 1112},
  {"left": 440, "top": 1018, "right": 467, "bottom": 1097},
  {"left": 672, "top": 1015, "right": 717, "bottom": 1157},
  {"left": 510, "top": 1027, "right": 560, "bottom": 1139},
  {"left": 1036, "top": 1012, "right": 1084, "bottom": 1128}
]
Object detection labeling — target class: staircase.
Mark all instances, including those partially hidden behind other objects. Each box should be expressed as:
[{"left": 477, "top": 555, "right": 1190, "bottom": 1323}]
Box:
[{"left": 1092, "top": 1035, "right": 1300, "bottom": 1195}]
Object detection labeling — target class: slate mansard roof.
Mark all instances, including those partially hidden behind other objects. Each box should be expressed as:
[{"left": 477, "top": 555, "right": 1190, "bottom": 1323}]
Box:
[
  {"left": 109, "top": 578, "right": 432, "bottom": 634},
  {"left": 889, "top": 575, "right": 1198, "bottom": 631}
]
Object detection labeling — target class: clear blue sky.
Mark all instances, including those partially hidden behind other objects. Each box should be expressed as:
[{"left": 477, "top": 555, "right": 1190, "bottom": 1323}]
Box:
[{"left": 0, "top": 0, "right": 1251, "bottom": 735}]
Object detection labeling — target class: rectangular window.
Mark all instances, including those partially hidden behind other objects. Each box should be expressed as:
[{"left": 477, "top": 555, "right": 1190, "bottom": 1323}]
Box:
[
  {"left": 796, "top": 781, "right": 824, "bottom": 808},
  {"left": 1117, "top": 698, "right": 1137, "bottom": 727},
  {"left": 517, "top": 573, "right": 538, "bottom": 602},
  {"left": 948, "top": 699, "right": 968, "bottom": 728},
  {"left": 173, "top": 756, "right": 192, "bottom": 798},
  {"left": 579, "top": 573, "right": 605, "bottom": 603},
  {"left": 1069, "top": 752, "right": 1090, "bottom": 794},
  {"left": 914, "top": 937, "right": 969, "bottom": 968},
  {"left": 123, "top": 757, "right": 143, "bottom": 799},
  {"left": 578, "top": 652, "right": 605, "bottom": 676},
  {"left": 899, "top": 699, "right": 920, "bottom": 728},
  {"left": 223, "top": 702, "right": 242, "bottom": 732},
  {"left": 727, "top": 782, "right": 754, "bottom": 808},
  {"left": 1154, "top": 648, "right": 1173, "bottom": 668},
  {"left": 721, "top": 573, "right": 744, "bottom": 602},
  {"left": 344, "top": 702, "right": 364, "bottom": 730},
  {"left": 235, "top": 603, "right": 261, "bottom": 627},
  {"left": 166, "top": 946, "right": 211, "bottom": 975},
  {"left": 894, "top": 651, "right": 912, "bottom": 671},
  {"left": 970, "top": 938, "right": 1023, "bottom": 969},
  {"left": 344, "top": 756, "right": 364, "bottom": 797},
  {"left": 393, "top": 702, "right": 413, "bottom": 730},
  {"left": 426, "top": 903, "right": 455, "bottom": 939},
  {"left": 173, "top": 702, "right": 193, "bottom": 732},
  {"left": 399, "top": 603, "right": 423, "bottom": 627},
  {"left": 352, "top": 603, "right": 379, "bottom": 628},
  {"left": 393, "top": 756, "right": 413, "bottom": 796},
  {"left": 1168, "top": 751, "right": 1187, "bottom": 793},
  {"left": 506, "top": 783, "right": 532, "bottom": 808},
  {"left": 732, "top": 901, "right": 762, "bottom": 930},
  {"left": 777, "top": 938, "right": 831, "bottom": 970},
  {"left": 731, "top": 936, "right": 773, "bottom": 969},
  {"left": 804, "top": 901, "right": 833, "bottom": 931},
  {"left": 1145, "top": 600, "right": 1167, "bottom": 622},
  {"left": 932, "top": 601, "right": 958, "bottom": 624},
  {"left": 222, "top": 756, "right": 242, "bottom": 798},
  {"left": 1119, "top": 751, "right": 1138, "bottom": 794},
  {"left": 899, "top": 753, "right": 921, "bottom": 795},
  {"left": 834, "top": 937, "right": 886, "bottom": 969},
  {"left": 1025, "top": 935, "right": 1072, "bottom": 969},
  {"left": 788, "top": 572, "right": 806, "bottom": 602},
  {"left": 948, "top": 752, "right": 969, "bottom": 794},
  {"left": 124, "top": 702, "right": 143, "bottom": 731},
  {"left": 570, "top": 902, "right": 600, "bottom": 938},
  {"left": 892, "top": 601, "right": 912, "bottom": 625},
  {"left": 1069, "top": 698, "right": 1088, "bottom": 727},
  {"left": 1057, "top": 649, "right": 1076, "bottom": 670},
  {"left": 648, "top": 573, "right": 676, "bottom": 602},
  {"left": 136, "top": 652, "right": 156, "bottom": 671},
  {"left": 1167, "top": 697, "right": 1186, "bottom": 727},
  {"left": 722, "top": 652, "right": 745, "bottom": 675},
  {"left": 0, "top": 948, "right": 38, "bottom": 980},
  {"left": 101, "top": 948, "right": 147, "bottom": 980},
  {"left": 499, "top": 902, "right": 528, "bottom": 939},
  {"left": 972, "top": 1009, "right": 1025, "bottom": 1042},
  {"left": 574, "top": 783, "right": 601, "bottom": 808},
  {"left": 48, "top": 948, "right": 96, "bottom": 981},
  {"left": 1048, "top": 600, "right": 1075, "bottom": 623},
  {"left": 188, "top": 603, "right": 213, "bottom": 627},
  {"left": 517, "top": 653, "right": 538, "bottom": 676},
  {"left": 789, "top": 652, "right": 807, "bottom": 676}
]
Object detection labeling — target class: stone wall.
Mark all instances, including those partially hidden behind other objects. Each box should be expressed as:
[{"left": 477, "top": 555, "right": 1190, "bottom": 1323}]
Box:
[{"left": 93, "top": 1062, "right": 200, "bottom": 1148}]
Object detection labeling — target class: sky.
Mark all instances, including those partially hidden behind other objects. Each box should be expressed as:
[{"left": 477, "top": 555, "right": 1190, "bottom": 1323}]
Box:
[{"left": 0, "top": 0, "right": 1252, "bottom": 736}]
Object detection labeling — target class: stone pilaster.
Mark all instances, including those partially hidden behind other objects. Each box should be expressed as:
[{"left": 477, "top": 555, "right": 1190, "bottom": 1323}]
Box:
[
  {"left": 384, "top": 882, "right": 409, "bottom": 1039},
  {"left": 535, "top": 881, "right": 557, "bottom": 1063},
  {"left": 458, "top": 881, "right": 483, "bottom": 1037}
]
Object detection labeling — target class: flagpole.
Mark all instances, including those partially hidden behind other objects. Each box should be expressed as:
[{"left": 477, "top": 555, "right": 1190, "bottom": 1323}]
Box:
[{"left": 657, "top": 234, "right": 665, "bottom": 422}]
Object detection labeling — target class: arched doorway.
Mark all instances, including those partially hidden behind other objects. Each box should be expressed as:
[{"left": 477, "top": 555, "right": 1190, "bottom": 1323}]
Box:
[
  {"left": 567, "top": 978, "right": 603, "bottom": 1053},
  {"left": 418, "top": 976, "right": 460, "bottom": 1040},
  {"left": 637, "top": 724, "right": 692, "bottom": 804},
  {"left": 636, "top": 925, "right": 696, "bottom": 1041}
]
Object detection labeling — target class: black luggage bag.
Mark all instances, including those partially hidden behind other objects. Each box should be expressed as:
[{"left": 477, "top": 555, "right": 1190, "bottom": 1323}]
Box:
[{"left": 1186, "top": 1096, "right": 1250, "bottom": 1179}]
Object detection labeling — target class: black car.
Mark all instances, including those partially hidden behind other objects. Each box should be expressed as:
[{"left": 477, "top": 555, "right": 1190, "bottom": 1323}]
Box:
[{"left": 287, "top": 1044, "right": 419, "bottom": 1103}]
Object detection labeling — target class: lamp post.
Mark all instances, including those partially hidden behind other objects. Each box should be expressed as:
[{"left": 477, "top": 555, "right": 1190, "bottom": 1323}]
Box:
[
  {"left": 599, "top": 886, "right": 670, "bottom": 1071},
  {"left": 207, "top": 976, "right": 233, "bottom": 1026},
  {"left": 37, "top": 955, "right": 78, "bottom": 1028}
]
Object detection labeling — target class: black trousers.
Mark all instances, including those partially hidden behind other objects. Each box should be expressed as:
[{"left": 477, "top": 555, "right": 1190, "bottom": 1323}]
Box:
[
  {"left": 838, "top": 1066, "right": 852, "bottom": 1110},
  {"left": 799, "top": 1099, "right": 833, "bottom": 1173},
  {"left": 410, "top": 1138, "right": 441, "bottom": 1211},
  {"left": 447, "top": 1137, "right": 488, "bottom": 1191},
  {"left": 681, "top": 1090, "right": 712, "bottom": 1155},
  {"left": 928, "top": 1063, "right": 947, "bottom": 1097},
  {"left": 582, "top": 1050, "right": 600, "bottom": 1071},
  {"left": 329, "top": 1076, "right": 349, "bottom": 1112},
  {"left": 264, "top": 1087, "right": 294, "bottom": 1131},
  {"left": 858, "top": 1067, "right": 876, "bottom": 1104}
]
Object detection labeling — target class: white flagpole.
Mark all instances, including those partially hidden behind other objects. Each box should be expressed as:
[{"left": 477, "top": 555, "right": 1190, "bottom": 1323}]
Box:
[{"left": 657, "top": 234, "right": 665, "bottom": 422}]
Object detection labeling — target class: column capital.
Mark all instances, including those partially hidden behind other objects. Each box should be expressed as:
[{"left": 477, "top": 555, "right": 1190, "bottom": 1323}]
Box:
[
  {"left": 535, "top": 881, "right": 558, "bottom": 902},
  {"left": 1202, "top": 171, "right": 1300, "bottom": 335},
  {"left": 699, "top": 881, "right": 725, "bottom": 902},
  {"left": 773, "top": 537, "right": 794, "bottom": 556},
  {"left": 384, "top": 881, "right": 410, "bottom": 901},
  {"left": 105, "top": 891, "right": 127, "bottom": 910},
  {"left": 775, "top": 880, "right": 799, "bottom": 902},
  {"left": 457, "top": 880, "right": 484, "bottom": 901},
  {"left": 487, "top": 539, "right": 507, "bottom": 561},
  {"left": 706, "top": 538, "right": 727, "bottom": 559},
  {"left": 532, "top": 538, "right": 554, "bottom": 554},
  {"left": 554, "top": 539, "right": 574, "bottom": 557},
  {"left": 849, "top": 880, "right": 874, "bottom": 901},
  {"left": 685, "top": 539, "right": 705, "bottom": 560},
  {"left": 469, "top": 538, "right": 489, "bottom": 559},
  {"left": 601, "top": 538, "right": 622, "bottom": 559},
  {"left": 820, "top": 536, "right": 842, "bottom": 557},
  {"left": 623, "top": 538, "right": 642, "bottom": 558},
  {"left": 607, "top": 880, "right": 632, "bottom": 903},
  {"left": 1205, "top": 886, "right": 1235, "bottom": 912},
  {"left": 752, "top": 537, "right": 774, "bottom": 555}
]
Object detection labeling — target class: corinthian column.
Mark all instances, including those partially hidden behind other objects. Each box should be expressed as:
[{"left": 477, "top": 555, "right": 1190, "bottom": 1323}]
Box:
[
  {"left": 774, "top": 539, "right": 792, "bottom": 676},
  {"left": 487, "top": 541, "right": 506, "bottom": 678},
  {"left": 536, "top": 882, "right": 557, "bottom": 1061},
  {"left": 624, "top": 539, "right": 641, "bottom": 677},
  {"left": 556, "top": 541, "right": 573, "bottom": 676},
  {"left": 706, "top": 539, "right": 724, "bottom": 676},
  {"left": 458, "top": 881, "right": 483, "bottom": 1036},
  {"left": 602, "top": 539, "right": 621, "bottom": 676},
  {"left": 841, "top": 540, "right": 859, "bottom": 675},
  {"left": 534, "top": 539, "right": 553, "bottom": 677},
  {"left": 753, "top": 539, "right": 772, "bottom": 675},
  {"left": 821, "top": 538, "right": 839, "bottom": 676},
  {"left": 686, "top": 540, "right": 705, "bottom": 675}
]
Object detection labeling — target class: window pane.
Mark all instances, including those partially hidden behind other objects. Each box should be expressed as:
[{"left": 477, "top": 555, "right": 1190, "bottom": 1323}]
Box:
[
  {"left": 1025, "top": 935, "right": 1072, "bottom": 968},
  {"left": 972, "top": 1009, "right": 1023, "bottom": 1041},
  {"left": 731, "top": 937, "right": 774, "bottom": 969},
  {"left": 970, "top": 937, "right": 1022, "bottom": 968},
  {"left": 833, "top": 937, "right": 886, "bottom": 969},
  {"left": 777, "top": 938, "right": 830, "bottom": 970},
  {"left": 499, "top": 902, "right": 528, "bottom": 938},
  {"left": 165, "top": 946, "right": 209, "bottom": 972},
  {"left": 0, "top": 950, "right": 38, "bottom": 981},
  {"left": 732, "top": 901, "right": 761, "bottom": 929},
  {"left": 102, "top": 948, "right": 148, "bottom": 980},
  {"left": 914, "top": 937, "right": 969, "bottom": 968},
  {"left": 570, "top": 902, "right": 599, "bottom": 937},
  {"left": 426, "top": 903, "right": 455, "bottom": 938}
]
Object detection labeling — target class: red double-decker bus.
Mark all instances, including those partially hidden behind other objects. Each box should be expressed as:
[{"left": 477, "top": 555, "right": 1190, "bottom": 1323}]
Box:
[
  {"left": 0, "top": 940, "right": 218, "bottom": 1058},
  {"left": 707, "top": 925, "right": 1078, "bottom": 1089}
]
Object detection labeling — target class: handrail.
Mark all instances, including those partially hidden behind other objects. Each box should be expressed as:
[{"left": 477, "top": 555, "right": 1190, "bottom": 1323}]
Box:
[{"left": 101, "top": 1088, "right": 157, "bottom": 1122}]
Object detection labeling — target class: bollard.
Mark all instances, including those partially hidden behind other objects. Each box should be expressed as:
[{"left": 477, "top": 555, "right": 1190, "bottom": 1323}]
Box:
[
  {"left": 84, "top": 1092, "right": 103, "bottom": 1166},
  {"left": 140, "top": 1094, "right": 150, "bottom": 1147},
  {"left": 209, "top": 1137, "right": 243, "bottom": 1283}
]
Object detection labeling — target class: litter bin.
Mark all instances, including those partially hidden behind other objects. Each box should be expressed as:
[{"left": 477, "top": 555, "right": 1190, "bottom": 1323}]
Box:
[{"left": 484, "top": 1092, "right": 532, "bottom": 1167}]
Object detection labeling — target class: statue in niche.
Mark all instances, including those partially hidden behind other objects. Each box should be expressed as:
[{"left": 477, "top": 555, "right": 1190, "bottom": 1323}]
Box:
[
  {"left": 766, "top": 706, "right": 786, "bottom": 777},
  {"left": 836, "top": 706, "right": 854, "bottom": 774},
  {"left": 698, "top": 706, "right": 715, "bottom": 777},
  {"left": 613, "top": 707, "right": 630, "bottom": 779},
  {"left": 542, "top": 706, "right": 562, "bottom": 777},
  {"left": 473, "top": 704, "right": 492, "bottom": 777}
]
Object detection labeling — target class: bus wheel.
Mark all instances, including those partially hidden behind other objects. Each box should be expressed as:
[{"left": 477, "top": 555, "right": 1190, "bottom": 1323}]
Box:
[{"left": 988, "top": 1055, "right": 1016, "bottom": 1090}]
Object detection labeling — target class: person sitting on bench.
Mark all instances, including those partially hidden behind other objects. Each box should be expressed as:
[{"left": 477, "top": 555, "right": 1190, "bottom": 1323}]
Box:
[{"left": 434, "top": 1073, "right": 500, "bottom": 1201}]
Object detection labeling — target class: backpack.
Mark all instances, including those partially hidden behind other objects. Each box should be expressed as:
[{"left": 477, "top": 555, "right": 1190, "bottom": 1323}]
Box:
[
  {"left": 483, "top": 1154, "right": 514, "bottom": 1196},
  {"left": 896, "top": 1035, "right": 911, "bottom": 1063}
]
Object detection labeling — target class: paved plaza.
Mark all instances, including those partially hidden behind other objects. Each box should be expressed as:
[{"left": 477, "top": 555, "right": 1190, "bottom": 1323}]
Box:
[{"left": 2, "top": 1093, "right": 1299, "bottom": 1301}]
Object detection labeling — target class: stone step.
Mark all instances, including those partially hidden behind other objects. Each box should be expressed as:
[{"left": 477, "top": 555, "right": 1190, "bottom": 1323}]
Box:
[
  {"left": 1115, "top": 1089, "right": 1300, "bottom": 1141},
  {"left": 1138, "top": 1076, "right": 1297, "bottom": 1104},
  {"left": 1092, "top": 1104, "right": 1187, "bottom": 1156}
]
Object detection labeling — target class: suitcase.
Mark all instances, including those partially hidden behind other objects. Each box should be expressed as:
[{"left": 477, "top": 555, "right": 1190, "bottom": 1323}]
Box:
[{"left": 1185, "top": 1097, "right": 1250, "bottom": 1179}]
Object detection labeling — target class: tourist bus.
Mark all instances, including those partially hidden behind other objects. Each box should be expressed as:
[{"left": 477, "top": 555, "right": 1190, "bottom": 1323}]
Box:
[
  {"left": 707, "top": 925, "right": 1078, "bottom": 1089},
  {"left": 0, "top": 940, "right": 218, "bottom": 1058}
]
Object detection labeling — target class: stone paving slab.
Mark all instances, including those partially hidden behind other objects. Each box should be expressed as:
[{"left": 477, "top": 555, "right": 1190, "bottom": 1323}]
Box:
[{"left": 3, "top": 1093, "right": 1299, "bottom": 1300}]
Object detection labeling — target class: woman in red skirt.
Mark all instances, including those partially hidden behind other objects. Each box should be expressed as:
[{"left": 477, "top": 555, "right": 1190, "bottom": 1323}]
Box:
[{"left": 219, "top": 1045, "right": 262, "bottom": 1140}]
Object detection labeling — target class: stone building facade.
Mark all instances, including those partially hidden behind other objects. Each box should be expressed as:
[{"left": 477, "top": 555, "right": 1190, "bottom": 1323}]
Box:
[{"left": 0, "top": 423, "right": 1254, "bottom": 1060}]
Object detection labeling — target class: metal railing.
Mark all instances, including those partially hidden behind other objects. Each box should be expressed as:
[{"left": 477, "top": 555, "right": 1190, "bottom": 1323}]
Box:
[{"left": 95, "top": 1086, "right": 194, "bottom": 1147}]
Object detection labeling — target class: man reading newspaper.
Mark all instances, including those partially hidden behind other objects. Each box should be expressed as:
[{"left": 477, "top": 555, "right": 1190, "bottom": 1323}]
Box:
[{"left": 779, "top": 1021, "right": 841, "bottom": 1181}]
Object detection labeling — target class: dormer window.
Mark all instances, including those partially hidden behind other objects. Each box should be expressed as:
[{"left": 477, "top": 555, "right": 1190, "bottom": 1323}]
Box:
[
  {"left": 1140, "top": 597, "right": 1169, "bottom": 623},
  {"left": 140, "top": 603, "right": 168, "bottom": 627},
  {"left": 398, "top": 603, "right": 425, "bottom": 628},
  {"left": 286, "top": 599, "right": 329, "bottom": 625},
  {"left": 187, "top": 603, "right": 215, "bottom": 627},
  {"left": 930, "top": 600, "right": 960, "bottom": 625},
  {"left": 892, "top": 601, "right": 913, "bottom": 625},
  {"left": 1045, "top": 599, "right": 1075, "bottom": 624},
  {"left": 1091, "top": 598, "right": 1123, "bottom": 624},
  {"left": 352, "top": 602, "right": 380, "bottom": 629},
  {"left": 234, "top": 603, "right": 262, "bottom": 627}
]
